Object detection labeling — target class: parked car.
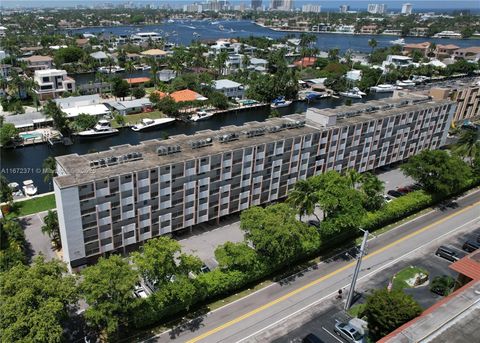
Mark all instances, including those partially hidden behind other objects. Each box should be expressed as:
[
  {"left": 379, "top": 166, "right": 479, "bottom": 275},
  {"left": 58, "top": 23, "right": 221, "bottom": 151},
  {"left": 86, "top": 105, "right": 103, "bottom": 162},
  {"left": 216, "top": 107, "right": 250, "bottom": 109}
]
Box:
[
  {"left": 302, "top": 333, "right": 325, "bottom": 343},
  {"left": 307, "top": 219, "right": 320, "bottom": 228},
  {"left": 334, "top": 322, "right": 365, "bottom": 343},
  {"left": 462, "top": 240, "right": 480, "bottom": 253},
  {"left": 387, "top": 190, "right": 403, "bottom": 198},
  {"left": 435, "top": 245, "right": 460, "bottom": 262}
]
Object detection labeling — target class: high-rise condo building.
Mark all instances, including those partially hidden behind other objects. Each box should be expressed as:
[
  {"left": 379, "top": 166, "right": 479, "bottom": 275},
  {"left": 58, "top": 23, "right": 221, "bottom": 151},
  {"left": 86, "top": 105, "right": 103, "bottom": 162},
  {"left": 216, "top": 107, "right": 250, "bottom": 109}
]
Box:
[
  {"left": 401, "top": 3, "right": 413, "bottom": 15},
  {"left": 251, "top": 0, "right": 262, "bottom": 10},
  {"left": 367, "top": 3, "right": 387, "bottom": 14},
  {"left": 339, "top": 4, "right": 350, "bottom": 13},
  {"left": 302, "top": 4, "right": 321, "bottom": 13}
]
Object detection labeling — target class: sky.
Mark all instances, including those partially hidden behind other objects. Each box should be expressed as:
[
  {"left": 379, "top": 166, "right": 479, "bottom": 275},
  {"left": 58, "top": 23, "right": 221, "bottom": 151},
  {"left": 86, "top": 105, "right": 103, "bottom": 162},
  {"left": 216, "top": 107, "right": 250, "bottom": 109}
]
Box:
[{"left": 0, "top": 0, "right": 478, "bottom": 11}]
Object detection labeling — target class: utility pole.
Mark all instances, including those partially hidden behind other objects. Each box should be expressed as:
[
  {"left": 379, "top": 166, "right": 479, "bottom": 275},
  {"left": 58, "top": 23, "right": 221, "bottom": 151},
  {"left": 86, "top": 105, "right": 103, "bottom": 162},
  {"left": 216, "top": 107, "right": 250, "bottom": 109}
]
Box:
[{"left": 344, "top": 229, "right": 369, "bottom": 310}]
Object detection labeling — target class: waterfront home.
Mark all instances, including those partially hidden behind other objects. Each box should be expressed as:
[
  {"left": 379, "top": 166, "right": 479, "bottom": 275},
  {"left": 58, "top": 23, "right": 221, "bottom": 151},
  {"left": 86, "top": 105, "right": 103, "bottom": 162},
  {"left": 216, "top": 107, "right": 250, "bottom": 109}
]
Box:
[
  {"left": 382, "top": 55, "right": 413, "bottom": 69},
  {"left": 34, "top": 69, "right": 76, "bottom": 100},
  {"left": 433, "top": 31, "right": 462, "bottom": 39},
  {"left": 124, "top": 77, "right": 151, "bottom": 87},
  {"left": 126, "top": 53, "right": 141, "bottom": 62},
  {"left": 360, "top": 25, "right": 378, "bottom": 34},
  {"left": 140, "top": 49, "right": 167, "bottom": 60},
  {"left": 293, "top": 57, "right": 317, "bottom": 68},
  {"left": 154, "top": 89, "right": 208, "bottom": 103},
  {"left": 19, "top": 46, "right": 43, "bottom": 57},
  {"left": 4, "top": 111, "right": 51, "bottom": 130},
  {"left": 453, "top": 47, "right": 480, "bottom": 62},
  {"left": 22, "top": 55, "right": 53, "bottom": 71},
  {"left": 75, "top": 38, "right": 90, "bottom": 49},
  {"left": 131, "top": 32, "right": 163, "bottom": 43},
  {"left": 248, "top": 57, "right": 268, "bottom": 72},
  {"left": 157, "top": 69, "right": 177, "bottom": 82},
  {"left": 225, "top": 54, "right": 243, "bottom": 74},
  {"left": 213, "top": 79, "right": 245, "bottom": 99},
  {"left": 409, "top": 27, "right": 429, "bottom": 37},
  {"left": 436, "top": 44, "right": 460, "bottom": 59},
  {"left": 346, "top": 70, "right": 362, "bottom": 82},
  {"left": 403, "top": 42, "right": 431, "bottom": 57},
  {"left": 90, "top": 51, "right": 112, "bottom": 64},
  {"left": 106, "top": 98, "right": 153, "bottom": 115},
  {"left": 210, "top": 39, "right": 235, "bottom": 55},
  {"left": 54, "top": 94, "right": 110, "bottom": 118}
]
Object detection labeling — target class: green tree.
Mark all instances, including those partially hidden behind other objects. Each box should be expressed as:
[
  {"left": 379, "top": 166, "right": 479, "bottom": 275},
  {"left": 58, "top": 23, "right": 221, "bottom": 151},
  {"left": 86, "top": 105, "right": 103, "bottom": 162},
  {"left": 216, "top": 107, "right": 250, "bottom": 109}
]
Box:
[
  {"left": 240, "top": 203, "right": 320, "bottom": 264},
  {"left": 111, "top": 77, "right": 130, "bottom": 100},
  {"left": 54, "top": 46, "right": 85, "bottom": 66},
  {"left": 0, "top": 219, "right": 27, "bottom": 271},
  {"left": 368, "top": 38, "right": 378, "bottom": 56},
  {"left": 114, "top": 112, "right": 126, "bottom": 127},
  {"left": 0, "top": 174, "right": 13, "bottom": 203},
  {"left": 156, "top": 96, "right": 179, "bottom": 117},
  {"left": 287, "top": 179, "right": 320, "bottom": 221},
  {"left": 400, "top": 150, "right": 472, "bottom": 195},
  {"left": 213, "top": 51, "right": 229, "bottom": 78},
  {"left": 453, "top": 129, "right": 480, "bottom": 166},
  {"left": 71, "top": 113, "right": 97, "bottom": 132},
  {"left": 328, "top": 48, "right": 340, "bottom": 62},
  {"left": 43, "top": 100, "right": 70, "bottom": 135},
  {"left": 41, "top": 210, "right": 61, "bottom": 249},
  {"left": 81, "top": 255, "right": 138, "bottom": 338},
  {"left": 0, "top": 122, "right": 19, "bottom": 146},
  {"left": 132, "top": 87, "right": 146, "bottom": 99},
  {"left": 208, "top": 91, "right": 229, "bottom": 110},
  {"left": 215, "top": 242, "right": 259, "bottom": 272},
  {"left": 364, "top": 289, "right": 422, "bottom": 341},
  {"left": 360, "top": 173, "right": 385, "bottom": 211},
  {"left": 42, "top": 156, "right": 57, "bottom": 184},
  {"left": 0, "top": 256, "right": 78, "bottom": 342}
]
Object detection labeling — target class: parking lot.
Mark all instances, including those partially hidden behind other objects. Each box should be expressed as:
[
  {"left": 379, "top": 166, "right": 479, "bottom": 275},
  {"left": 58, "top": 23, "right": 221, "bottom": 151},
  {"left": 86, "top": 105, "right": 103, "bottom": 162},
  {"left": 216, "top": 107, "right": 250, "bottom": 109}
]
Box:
[{"left": 270, "top": 218, "right": 480, "bottom": 343}]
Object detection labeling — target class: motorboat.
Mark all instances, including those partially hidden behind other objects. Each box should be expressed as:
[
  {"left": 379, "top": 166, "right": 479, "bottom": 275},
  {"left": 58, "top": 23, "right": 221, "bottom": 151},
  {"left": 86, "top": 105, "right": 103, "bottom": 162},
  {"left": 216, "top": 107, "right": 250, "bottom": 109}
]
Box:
[
  {"left": 135, "top": 65, "right": 151, "bottom": 71},
  {"left": 131, "top": 118, "right": 176, "bottom": 132},
  {"left": 339, "top": 87, "right": 367, "bottom": 99},
  {"left": 218, "top": 25, "right": 225, "bottom": 31},
  {"left": 167, "top": 19, "right": 175, "bottom": 23},
  {"left": 370, "top": 84, "right": 400, "bottom": 93},
  {"left": 98, "top": 66, "right": 125, "bottom": 74},
  {"left": 303, "top": 91, "right": 331, "bottom": 102},
  {"left": 211, "top": 21, "right": 220, "bottom": 25},
  {"left": 190, "top": 110, "right": 214, "bottom": 122},
  {"left": 396, "top": 79, "right": 416, "bottom": 88},
  {"left": 390, "top": 38, "right": 406, "bottom": 45},
  {"left": 271, "top": 96, "right": 292, "bottom": 109},
  {"left": 76, "top": 120, "right": 119, "bottom": 138},
  {"left": 22, "top": 180, "right": 38, "bottom": 197}
]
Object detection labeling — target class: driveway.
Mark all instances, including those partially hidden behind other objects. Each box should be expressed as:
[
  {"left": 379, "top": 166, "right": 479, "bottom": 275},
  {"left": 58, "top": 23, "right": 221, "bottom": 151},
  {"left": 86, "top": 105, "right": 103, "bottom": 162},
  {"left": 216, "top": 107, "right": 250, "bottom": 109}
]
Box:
[{"left": 19, "top": 211, "right": 59, "bottom": 262}]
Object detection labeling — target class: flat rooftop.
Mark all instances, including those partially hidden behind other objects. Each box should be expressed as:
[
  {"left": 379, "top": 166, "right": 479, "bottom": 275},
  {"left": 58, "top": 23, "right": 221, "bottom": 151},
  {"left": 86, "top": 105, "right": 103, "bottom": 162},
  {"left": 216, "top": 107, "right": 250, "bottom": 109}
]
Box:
[{"left": 54, "top": 96, "right": 452, "bottom": 189}]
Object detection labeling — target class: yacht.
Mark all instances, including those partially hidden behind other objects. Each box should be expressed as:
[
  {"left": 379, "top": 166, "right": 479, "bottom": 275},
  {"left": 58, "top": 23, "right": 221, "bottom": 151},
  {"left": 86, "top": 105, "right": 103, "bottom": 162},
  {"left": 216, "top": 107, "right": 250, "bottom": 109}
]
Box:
[
  {"left": 396, "top": 79, "right": 416, "bottom": 88},
  {"left": 134, "top": 65, "right": 151, "bottom": 71},
  {"left": 218, "top": 25, "right": 225, "bottom": 31},
  {"left": 271, "top": 97, "right": 292, "bottom": 109},
  {"left": 131, "top": 118, "right": 176, "bottom": 132},
  {"left": 190, "top": 109, "right": 214, "bottom": 122},
  {"left": 167, "top": 19, "right": 175, "bottom": 23},
  {"left": 211, "top": 21, "right": 220, "bottom": 25},
  {"left": 76, "top": 120, "right": 119, "bottom": 138},
  {"left": 339, "top": 87, "right": 366, "bottom": 99},
  {"left": 390, "top": 38, "right": 406, "bottom": 45},
  {"left": 98, "top": 66, "right": 125, "bottom": 74},
  {"left": 22, "top": 180, "right": 38, "bottom": 197},
  {"left": 370, "top": 84, "right": 400, "bottom": 93}
]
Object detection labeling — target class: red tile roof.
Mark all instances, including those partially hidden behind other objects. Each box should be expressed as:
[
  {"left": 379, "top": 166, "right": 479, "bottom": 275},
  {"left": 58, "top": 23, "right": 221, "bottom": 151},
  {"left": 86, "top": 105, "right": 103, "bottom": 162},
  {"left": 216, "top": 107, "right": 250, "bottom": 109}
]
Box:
[
  {"left": 124, "top": 77, "right": 151, "bottom": 84},
  {"left": 450, "top": 250, "right": 480, "bottom": 280},
  {"left": 152, "top": 89, "right": 206, "bottom": 103},
  {"left": 293, "top": 57, "right": 317, "bottom": 68}
]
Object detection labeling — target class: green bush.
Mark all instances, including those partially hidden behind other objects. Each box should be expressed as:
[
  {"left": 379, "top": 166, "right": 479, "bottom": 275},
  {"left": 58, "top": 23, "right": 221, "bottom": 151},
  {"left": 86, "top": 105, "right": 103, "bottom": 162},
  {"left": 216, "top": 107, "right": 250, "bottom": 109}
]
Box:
[{"left": 430, "top": 275, "right": 456, "bottom": 296}]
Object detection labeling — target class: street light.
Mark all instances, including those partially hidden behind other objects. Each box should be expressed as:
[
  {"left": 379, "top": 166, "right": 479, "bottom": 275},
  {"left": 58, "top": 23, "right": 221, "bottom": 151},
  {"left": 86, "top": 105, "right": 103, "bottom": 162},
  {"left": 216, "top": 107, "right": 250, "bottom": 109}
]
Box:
[{"left": 344, "top": 228, "right": 369, "bottom": 311}]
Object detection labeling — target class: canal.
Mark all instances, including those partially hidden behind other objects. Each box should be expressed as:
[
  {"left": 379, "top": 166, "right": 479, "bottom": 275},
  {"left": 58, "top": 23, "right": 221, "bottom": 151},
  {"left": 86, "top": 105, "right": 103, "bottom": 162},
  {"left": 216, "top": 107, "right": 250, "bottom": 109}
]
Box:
[{"left": 1, "top": 93, "right": 390, "bottom": 194}]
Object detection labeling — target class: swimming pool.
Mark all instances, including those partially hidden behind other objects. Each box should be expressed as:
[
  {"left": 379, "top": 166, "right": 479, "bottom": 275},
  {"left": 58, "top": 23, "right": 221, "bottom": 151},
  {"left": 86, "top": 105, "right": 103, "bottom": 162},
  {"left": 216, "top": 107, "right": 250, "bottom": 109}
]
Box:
[{"left": 19, "top": 132, "right": 43, "bottom": 140}]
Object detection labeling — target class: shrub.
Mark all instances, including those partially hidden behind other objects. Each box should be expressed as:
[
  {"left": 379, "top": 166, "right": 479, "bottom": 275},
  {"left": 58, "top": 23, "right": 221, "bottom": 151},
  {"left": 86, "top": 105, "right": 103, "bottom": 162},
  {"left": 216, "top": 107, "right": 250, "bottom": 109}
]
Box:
[{"left": 430, "top": 275, "right": 456, "bottom": 296}]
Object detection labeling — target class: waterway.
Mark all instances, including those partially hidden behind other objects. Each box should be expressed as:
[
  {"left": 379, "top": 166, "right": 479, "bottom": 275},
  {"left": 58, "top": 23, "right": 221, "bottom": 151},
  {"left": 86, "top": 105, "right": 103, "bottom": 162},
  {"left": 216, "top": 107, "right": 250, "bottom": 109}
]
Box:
[
  {"left": 1, "top": 93, "right": 390, "bottom": 194},
  {"left": 67, "top": 19, "right": 475, "bottom": 53}
]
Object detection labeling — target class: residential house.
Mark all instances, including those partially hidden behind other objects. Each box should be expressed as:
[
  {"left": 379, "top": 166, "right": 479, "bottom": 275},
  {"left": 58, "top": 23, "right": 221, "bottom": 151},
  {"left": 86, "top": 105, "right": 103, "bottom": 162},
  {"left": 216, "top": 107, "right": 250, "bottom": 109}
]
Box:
[
  {"left": 157, "top": 69, "right": 176, "bottom": 82},
  {"left": 124, "top": 77, "right": 151, "bottom": 87},
  {"left": 106, "top": 98, "right": 153, "bottom": 115},
  {"left": 248, "top": 57, "right": 268, "bottom": 72},
  {"left": 126, "top": 53, "right": 141, "bottom": 62},
  {"left": 213, "top": 79, "right": 245, "bottom": 99},
  {"left": 453, "top": 47, "right": 480, "bottom": 62},
  {"left": 140, "top": 49, "right": 167, "bottom": 60},
  {"left": 23, "top": 55, "right": 54, "bottom": 71},
  {"left": 403, "top": 42, "right": 431, "bottom": 57},
  {"left": 436, "top": 44, "right": 460, "bottom": 59},
  {"left": 293, "top": 57, "right": 317, "bottom": 68},
  {"left": 54, "top": 94, "right": 110, "bottom": 118},
  {"left": 90, "top": 51, "right": 111, "bottom": 64},
  {"left": 360, "top": 25, "right": 378, "bottom": 34},
  {"left": 34, "top": 69, "right": 76, "bottom": 100},
  {"left": 75, "top": 38, "right": 90, "bottom": 49},
  {"left": 382, "top": 55, "right": 413, "bottom": 69},
  {"left": 154, "top": 89, "right": 208, "bottom": 103}
]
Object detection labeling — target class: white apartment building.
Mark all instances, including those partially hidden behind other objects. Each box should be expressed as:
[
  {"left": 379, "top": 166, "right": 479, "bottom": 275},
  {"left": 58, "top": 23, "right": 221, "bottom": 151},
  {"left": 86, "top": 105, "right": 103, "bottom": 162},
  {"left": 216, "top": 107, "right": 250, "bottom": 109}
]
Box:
[
  {"left": 339, "top": 4, "right": 349, "bottom": 13},
  {"left": 382, "top": 55, "right": 413, "bottom": 69},
  {"left": 302, "top": 4, "right": 321, "bottom": 13},
  {"left": 54, "top": 95, "right": 455, "bottom": 270},
  {"left": 401, "top": 3, "right": 413, "bottom": 15},
  {"left": 367, "top": 3, "right": 387, "bottom": 14},
  {"left": 34, "top": 69, "right": 76, "bottom": 100}
]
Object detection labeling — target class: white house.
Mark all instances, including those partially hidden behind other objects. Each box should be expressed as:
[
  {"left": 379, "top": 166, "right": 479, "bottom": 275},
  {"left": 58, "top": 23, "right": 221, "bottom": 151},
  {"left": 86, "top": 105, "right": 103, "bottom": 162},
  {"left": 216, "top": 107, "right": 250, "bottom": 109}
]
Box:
[
  {"left": 34, "top": 69, "right": 76, "bottom": 100},
  {"left": 382, "top": 55, "right": 413, "bottom": 70},
  {"left": 54, "top": 94, "right": 110, "bottom": 118},
  {"left": 157, "top": 69, "right": 176, "bottom": 82},
  {"left": 213, "top": 79, "right": 245, "bottom": 99},
  {"left": 90, "top": 51, "right": 111, "bottom": 64},
  {"left": 106, "top": 98, "right": 153, "bottom": 115},
  {"left": 248, "top": 57, "right": 268, "bottom": 72},
  {"left": 346, "top": 70, "right": 362, "bottom": 82}
]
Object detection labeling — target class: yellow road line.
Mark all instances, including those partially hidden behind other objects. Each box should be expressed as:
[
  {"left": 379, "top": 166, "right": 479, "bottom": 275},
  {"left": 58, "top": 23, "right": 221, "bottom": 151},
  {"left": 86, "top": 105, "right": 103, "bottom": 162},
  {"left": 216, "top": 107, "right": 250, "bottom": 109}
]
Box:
[{"left": 186, "top": 200, "right": 480, "bottom": 343}]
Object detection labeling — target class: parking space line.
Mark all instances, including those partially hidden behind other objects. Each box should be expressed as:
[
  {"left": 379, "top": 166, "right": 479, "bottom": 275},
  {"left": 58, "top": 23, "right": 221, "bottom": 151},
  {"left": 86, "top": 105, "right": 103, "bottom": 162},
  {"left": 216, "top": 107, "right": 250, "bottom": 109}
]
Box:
[{"left": 321, "top": 327, "right": 343, "bottom": 342}]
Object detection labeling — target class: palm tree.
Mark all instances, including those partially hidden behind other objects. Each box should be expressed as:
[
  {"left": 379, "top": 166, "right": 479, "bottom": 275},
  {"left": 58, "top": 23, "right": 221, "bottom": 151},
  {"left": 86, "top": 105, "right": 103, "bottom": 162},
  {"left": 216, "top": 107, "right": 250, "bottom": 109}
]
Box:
[
  {"left": 124, "top": 61, "right": 135, "bottom": 99},
  {"left": 368, "top": 38, "right": 378, "bottom": 56},
  {"left": 360, "top": 172, "right": 385, "bottom": 211},
  {"left": 42, "top": 156, "right": 57, "bottom": 185},
  {"left": 41, "top": 210, "right": 62, "bottom": 249},
  {"left": 454, "top": 129, "right": 480, "bottom": 166},
  {"left": 213, "top": 51, "right": 229, "bottom": 79},
  {"left": 345, "top": 169, "right": 362, "bottom": 189},
  {"left": 287, "top": 179, "right": 320, "bottom": 221}
]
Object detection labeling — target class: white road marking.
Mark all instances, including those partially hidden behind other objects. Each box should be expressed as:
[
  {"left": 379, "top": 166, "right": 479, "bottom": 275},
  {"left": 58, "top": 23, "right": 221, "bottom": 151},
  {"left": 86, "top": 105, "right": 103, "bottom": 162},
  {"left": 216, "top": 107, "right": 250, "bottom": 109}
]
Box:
[{"left": 322, "top": 327, "right": 343, "bottom": 342}]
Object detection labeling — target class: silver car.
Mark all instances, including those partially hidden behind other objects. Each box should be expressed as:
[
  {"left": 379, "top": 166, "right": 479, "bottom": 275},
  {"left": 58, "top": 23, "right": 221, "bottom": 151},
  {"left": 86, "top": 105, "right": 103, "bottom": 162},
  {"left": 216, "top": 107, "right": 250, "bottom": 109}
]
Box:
[{"left": 334, "top": 322, "right": 365, "bottom": 343}]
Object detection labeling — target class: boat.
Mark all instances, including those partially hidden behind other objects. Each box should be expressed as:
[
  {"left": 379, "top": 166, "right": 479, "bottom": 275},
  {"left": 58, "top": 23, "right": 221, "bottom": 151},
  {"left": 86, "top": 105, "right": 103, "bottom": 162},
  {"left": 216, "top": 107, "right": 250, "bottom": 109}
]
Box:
[
  {"left": 370, "top": 84, "right": 400, "bottom": 93},
  {"left": 218, "top": 25, "right": 225, "bottom": 31},
  {"left": 190, "top": 110, "right": 214, "bottom": 122},
  {"left": 131, "top": 118, "right": 176, "bottom": 132},
  {"left": 193, "top": 32, "right": 200, "bottom": 37},
  {"left": 75, "top": 120, "right": 119, "bottom": 138},
  {"left": 396, "top": 79, "right": 416, "bottom": 88},
  {"left": 270, "top": 96, "right": 292, "bottom": 109},
  {"left": 339, "top": 87, "right": 367, "bottom": 99},
  {"left": 211, "top": 21, "right": 220, "bottom": 25},
  {"left": 303, "top": 91, "right": 331, "bottom": 102},
  {"left": 22, "top": 180, "right": 38, "bottom": 197},
  {"left": 390, "top": 38, "right": 406, "bottom": 45},
  {"left": 134, "top": 65, "right": 151, "bottom": 71},
  {"left": 167, "top": 19, "right": 174, "bottom": 23},
  {"left": 98, "top": 66, "right": 125, "bottom": 74}
]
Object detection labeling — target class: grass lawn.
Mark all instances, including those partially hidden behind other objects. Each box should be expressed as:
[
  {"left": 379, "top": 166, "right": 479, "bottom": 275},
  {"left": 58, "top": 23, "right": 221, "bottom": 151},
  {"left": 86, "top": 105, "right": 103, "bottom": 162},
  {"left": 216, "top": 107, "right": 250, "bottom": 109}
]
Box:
[
  {"left": 14, "top": 194, "right": 56, "bottom": 217},
  {"left": 112, "top": 111, "right": 166, "bottom": 128},
  {"left": 392, "top": 266, "right": 429, "bottom": 291},
  {"left": 348, "top": 303, "right": 366, "bottom": 318}
]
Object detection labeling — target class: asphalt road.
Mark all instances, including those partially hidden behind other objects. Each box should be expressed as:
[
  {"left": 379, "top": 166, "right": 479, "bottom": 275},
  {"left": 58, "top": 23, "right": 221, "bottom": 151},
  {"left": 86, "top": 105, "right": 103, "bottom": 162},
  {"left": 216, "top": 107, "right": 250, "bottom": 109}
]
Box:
[{"left": 145, "top": 189, "right": 480, "bottom": 343}]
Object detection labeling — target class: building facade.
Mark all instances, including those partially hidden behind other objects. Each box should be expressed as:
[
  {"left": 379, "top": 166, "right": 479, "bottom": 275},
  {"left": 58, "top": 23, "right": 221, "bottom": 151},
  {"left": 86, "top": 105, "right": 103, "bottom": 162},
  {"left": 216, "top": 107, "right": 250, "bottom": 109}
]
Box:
[
  {"left": 302, "top": 4, "right": 321, "bottom": 13},
  {"left": 367, "top": 3, "right": 386, "bottom": 14},
  {"left": 54, "top": 96, "right": 455, "bottom": 270},
  {"left": 401, "top": 3, "right": 412, "bottom": 15},
  {"left": 251, "top": 0, "right": 262, "bottom": 10},
  {"left": 34, "top": 69, "right": 76, "bottom": 100}
]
